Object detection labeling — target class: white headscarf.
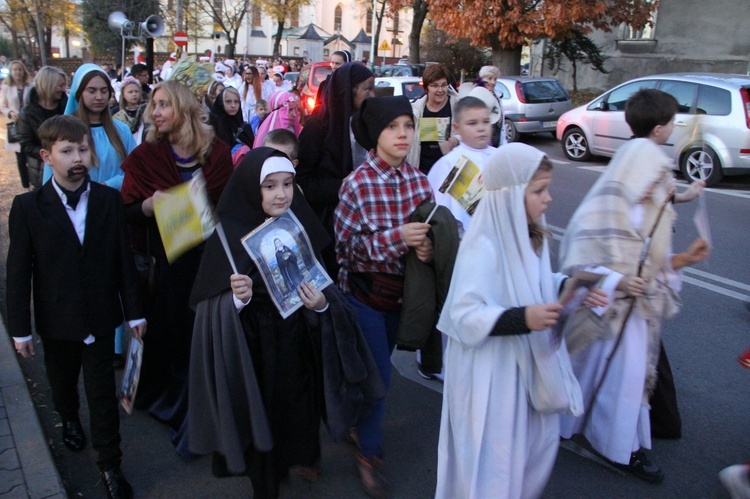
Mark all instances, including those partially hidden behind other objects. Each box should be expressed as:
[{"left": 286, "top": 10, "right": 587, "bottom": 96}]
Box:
[{"left": 438, "top": 143, "right": 582, "bottom": 415}]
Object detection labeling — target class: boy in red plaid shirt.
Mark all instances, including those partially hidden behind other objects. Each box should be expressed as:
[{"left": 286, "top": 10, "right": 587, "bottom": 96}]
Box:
[{"left": 334, "top": 95, "right": 434, "bottom": 497}]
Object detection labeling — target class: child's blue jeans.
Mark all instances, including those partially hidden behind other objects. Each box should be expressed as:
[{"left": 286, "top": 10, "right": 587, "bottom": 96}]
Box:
[{"left": 346, "top": 293, "right": 400, "bottom": 459}]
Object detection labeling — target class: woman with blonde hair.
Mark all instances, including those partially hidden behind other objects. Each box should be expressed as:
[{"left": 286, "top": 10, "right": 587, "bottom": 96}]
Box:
[
  {"left": 0, "top": 60, "right": 33, "bottom": 188},
  {"left": 17, "top": 65, "right": 67, "bottom": 188},
  {"left": 121, "top": 79, "right": 233, "bottom": 457},
  {"left": 477, "top": 65, "right": 506, "bottom": 147}
]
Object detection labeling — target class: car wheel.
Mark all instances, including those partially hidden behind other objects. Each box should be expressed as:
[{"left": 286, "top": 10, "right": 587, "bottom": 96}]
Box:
[
  {"left": 504, "top": 119, "right": 519, "bottom": 143},
  {"left": 562, "top": 127, "right": 591, "bottom": 161},
  {"left": 680, "top": 146, "right": 723, "bottom": 186}
]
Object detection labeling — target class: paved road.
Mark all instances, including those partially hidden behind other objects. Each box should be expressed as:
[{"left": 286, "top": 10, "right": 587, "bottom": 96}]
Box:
[{"left": 1, "top": 132, "right": 749, "bottom": 497}]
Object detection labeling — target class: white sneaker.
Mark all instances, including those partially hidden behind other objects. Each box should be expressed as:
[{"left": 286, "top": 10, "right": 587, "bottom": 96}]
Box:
[
  {"left": 417, "top": 367, "right": 444, "bottom": 382},
  {"left": 719, "top": 464, "right": 750, "bottom": 499}
]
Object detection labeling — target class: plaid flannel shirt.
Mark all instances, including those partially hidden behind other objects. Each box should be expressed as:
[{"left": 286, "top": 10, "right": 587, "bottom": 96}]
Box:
[{"left": 334, "top": 150, "right": 434, "bottom": 293}]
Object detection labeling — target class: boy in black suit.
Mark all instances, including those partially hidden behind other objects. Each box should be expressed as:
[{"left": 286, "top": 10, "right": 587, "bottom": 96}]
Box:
[{"left": 7, "top": 115, "right": 145, "bottom": 499}]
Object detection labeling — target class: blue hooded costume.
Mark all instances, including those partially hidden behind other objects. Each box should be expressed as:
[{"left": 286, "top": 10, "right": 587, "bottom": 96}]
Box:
[{"left": 43, "top": 63, "right": 136, "bottom": 190}]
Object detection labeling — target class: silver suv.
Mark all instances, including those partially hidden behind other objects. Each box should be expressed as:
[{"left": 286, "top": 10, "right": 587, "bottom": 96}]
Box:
[
  {"left": 557, "top": 73, "right": 750, "bottom": 186},
  {"left": 494, "top": 76, "right": 572, "bottom": 142}
]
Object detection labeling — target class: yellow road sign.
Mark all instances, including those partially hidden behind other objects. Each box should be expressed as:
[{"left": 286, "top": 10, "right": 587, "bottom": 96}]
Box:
[{"left": 379, "top": 39, "right": 391, "bottom": 51}]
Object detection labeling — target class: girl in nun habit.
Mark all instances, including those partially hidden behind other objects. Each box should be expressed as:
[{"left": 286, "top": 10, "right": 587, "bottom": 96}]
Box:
[
  {"left": 187, "top": 148, "right": 383, "bottom": 498},
  {"left": 436, "top": 143, "right": 606, "bottom": 499},
  {"left": 297, "top": 62, "right": 374, "bottom": 274}
]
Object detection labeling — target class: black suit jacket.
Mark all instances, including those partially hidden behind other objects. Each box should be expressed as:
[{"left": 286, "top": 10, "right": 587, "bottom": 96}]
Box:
[{"left": 6, "top": 181, "right": 143, "bottom": 341}]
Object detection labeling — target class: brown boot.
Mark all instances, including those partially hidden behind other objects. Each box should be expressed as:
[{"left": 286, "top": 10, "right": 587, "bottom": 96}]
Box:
[{"left": 355, "top": 453, "right": 388, "bottom": 498}]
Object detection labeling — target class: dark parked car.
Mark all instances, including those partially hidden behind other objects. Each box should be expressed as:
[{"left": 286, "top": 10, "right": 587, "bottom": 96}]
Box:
[{"left": 376, "top": 64, "right": 425, "bottom": 77}]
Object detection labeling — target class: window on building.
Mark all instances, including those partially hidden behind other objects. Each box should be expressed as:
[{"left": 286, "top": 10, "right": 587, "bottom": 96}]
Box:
[
  {"left": 252, "top": 3, "right": 262, "bottom": 27},
  {"left": 334, "top": 5, "right": 342, "bottom": 32},
  {"left": 619, "top": 2, "right": 658, "bottom": 40},
  {"left": 290, "top": 5, "right": 299, "bottom": 28},
  {"left": 366, "top": 9, "right": 373, "bottom": 34},
  {"left": 393, "top": 12, "right": 399, "bottom": 33}
]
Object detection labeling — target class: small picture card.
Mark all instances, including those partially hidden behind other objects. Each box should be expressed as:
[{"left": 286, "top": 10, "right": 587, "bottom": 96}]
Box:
[{"left": 119, "top": 336, "right": 144, "bottom": 415}]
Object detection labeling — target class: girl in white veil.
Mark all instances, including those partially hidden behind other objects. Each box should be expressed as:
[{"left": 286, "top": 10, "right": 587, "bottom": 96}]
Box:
[{"left": 436, "top": 143, "right": 605, "bottom": 499}]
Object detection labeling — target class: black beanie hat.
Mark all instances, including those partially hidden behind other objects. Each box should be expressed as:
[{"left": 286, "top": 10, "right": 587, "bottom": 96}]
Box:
[{"left": 352, "top": 96, "right": 414, "bottom": 151}]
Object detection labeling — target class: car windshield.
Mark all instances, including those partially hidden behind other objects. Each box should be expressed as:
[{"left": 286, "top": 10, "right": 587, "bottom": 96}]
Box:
[
  {"left": 402, "top": 82, "right": 425, "bottom": 100},
  {"left": 522, "top": 80, "right": 569, "bottom": 103},
  {"left": 312, "top": 66, "right": 332, "bottom": 86}
]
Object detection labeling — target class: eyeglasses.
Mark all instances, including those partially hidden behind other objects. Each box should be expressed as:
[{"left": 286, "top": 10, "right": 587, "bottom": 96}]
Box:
[{"left": 428, "top": 83, "right": 449, "bottom": 90}]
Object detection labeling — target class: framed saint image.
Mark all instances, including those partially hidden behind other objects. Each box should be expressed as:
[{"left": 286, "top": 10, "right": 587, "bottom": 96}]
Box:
[
  {"left": 242, "top": 210, "right": 333, "bottom": 318},
  {"left": 119, "top": 336, "right": 144, "bottom": 415}
]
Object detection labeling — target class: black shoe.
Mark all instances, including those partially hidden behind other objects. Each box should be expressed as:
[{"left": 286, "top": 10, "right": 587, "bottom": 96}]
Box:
[
  {"left": 615, "top": 449, "right": 664, "bottom": 483},
  {"left": 113, "top": 354, "right": 125, "bottom": 369},
  {"left": 62, "top": 418, "right": 86, "bottom": 452},
  {"left": 100, "top": 467, "right": 133, "bottom": 499}
]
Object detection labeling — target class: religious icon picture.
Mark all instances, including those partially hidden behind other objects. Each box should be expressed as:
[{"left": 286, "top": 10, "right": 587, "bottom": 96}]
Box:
[
  {"left": 119, "top": 336, "right": 144, "bottom": 415},
  {"left": 241, "top": 210, "right": 333, "bottom": 318}
]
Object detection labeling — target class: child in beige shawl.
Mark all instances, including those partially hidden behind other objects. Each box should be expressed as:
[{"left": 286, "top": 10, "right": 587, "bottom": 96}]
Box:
[{"left": 559, "top": 89, "right": 709, "bottom": 483}]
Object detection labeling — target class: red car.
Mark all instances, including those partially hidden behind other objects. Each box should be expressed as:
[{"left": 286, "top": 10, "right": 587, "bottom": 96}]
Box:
[{"left": 298, "top": 61, "right": 333, "bottom": 117}]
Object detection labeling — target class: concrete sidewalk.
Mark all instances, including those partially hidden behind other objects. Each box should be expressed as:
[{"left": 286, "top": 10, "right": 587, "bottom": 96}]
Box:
[{"left": 0, "top": 316, "right": 66, "bottom": 499}]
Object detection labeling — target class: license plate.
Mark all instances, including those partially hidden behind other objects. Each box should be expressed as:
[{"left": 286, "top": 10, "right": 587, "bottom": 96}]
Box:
[{"left": 542, "top": 120, "right": 557, "bottom": 128}]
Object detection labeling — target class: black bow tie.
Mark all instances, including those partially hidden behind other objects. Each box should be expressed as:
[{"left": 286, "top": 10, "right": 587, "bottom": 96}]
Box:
[{"left": 60, "top": 179, "right": 89, "bottom": 210}]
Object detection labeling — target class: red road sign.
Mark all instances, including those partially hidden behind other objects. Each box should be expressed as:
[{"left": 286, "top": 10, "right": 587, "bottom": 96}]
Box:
[{"left": 173, "top": 31, "right": 188, "bottom": 46}]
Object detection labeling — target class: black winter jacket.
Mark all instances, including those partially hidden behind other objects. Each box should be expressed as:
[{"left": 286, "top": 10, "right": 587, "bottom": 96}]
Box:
[{"left": 17, "top": 87, "right": 68, "bottom": 161}]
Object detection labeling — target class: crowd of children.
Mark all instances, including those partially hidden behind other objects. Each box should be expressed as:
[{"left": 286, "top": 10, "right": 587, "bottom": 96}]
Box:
[{"left": 6, "top": 57, "right": 715, "bottom": 499}]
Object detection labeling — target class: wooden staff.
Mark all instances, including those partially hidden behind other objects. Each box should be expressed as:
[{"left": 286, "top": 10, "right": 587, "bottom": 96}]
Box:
[{"left": 580, "top": 192, "right": 673, "bottom": 434}]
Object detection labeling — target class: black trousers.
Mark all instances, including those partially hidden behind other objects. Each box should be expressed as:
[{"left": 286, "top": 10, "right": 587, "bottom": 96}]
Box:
[
  {"left": 41, "top": 331, "right": 122, "bottom": 469},
  {"left": 14, "top": 152, "right": 29, "bottom": 188}
]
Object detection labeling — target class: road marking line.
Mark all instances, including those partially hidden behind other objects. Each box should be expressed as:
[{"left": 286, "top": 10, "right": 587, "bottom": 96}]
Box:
[
  {"left": 572, "top": 165, "right": 750, "bottom": 197},
  {"left": 548, "top": 223, "right": 749, "bottom": 301},
  {"left": 682, "top": 276, "right": 749, "bottom": 301},
  {"left": 683, "top": 267, "right": 750, "bottom": 292}
]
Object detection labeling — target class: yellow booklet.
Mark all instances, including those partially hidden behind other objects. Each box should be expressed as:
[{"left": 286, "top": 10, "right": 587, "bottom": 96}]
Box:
[
  {"left": 154, "top": 170, "right": 216, "bottom": 263},
  {"left": 419, "top": 117, "right": 450, "bottom": 142},
  {"left": 438, "top": 155, "right": 485, "bottom": 215}
]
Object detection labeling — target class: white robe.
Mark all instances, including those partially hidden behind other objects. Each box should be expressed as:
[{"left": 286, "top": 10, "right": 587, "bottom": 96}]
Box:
[
  {"left": 559, "top": 312, "right": 652, "bottom": 464},
  {"left": 435, "top": 143, "right": 583, "bottom": 499},
  {"left": 437, "top": 293, "right": 564, "bottom": 499},
  {"left": 559, "top": 205, "right": 654, "bottom": 465}
]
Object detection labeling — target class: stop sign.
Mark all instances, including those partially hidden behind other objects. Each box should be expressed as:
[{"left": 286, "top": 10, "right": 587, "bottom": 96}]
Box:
[{"left": 173, "top": 31, "right": 188, "bottom": 47}]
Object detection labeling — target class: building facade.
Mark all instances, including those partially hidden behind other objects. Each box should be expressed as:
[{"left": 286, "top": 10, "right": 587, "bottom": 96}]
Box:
[{"left": 532, "top": 0, "right": 750, "bottom": 93}]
